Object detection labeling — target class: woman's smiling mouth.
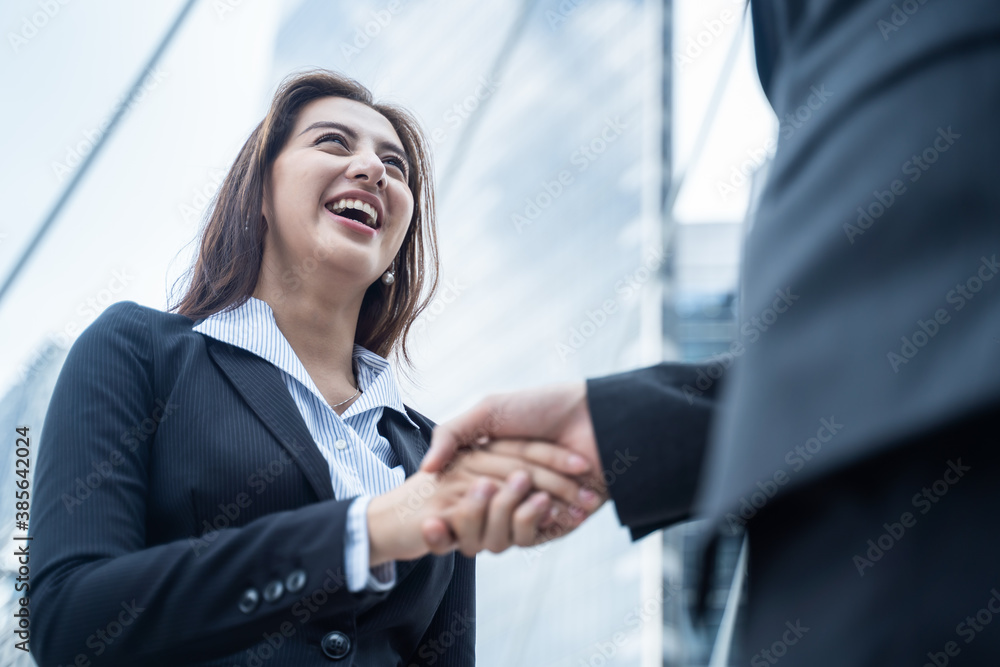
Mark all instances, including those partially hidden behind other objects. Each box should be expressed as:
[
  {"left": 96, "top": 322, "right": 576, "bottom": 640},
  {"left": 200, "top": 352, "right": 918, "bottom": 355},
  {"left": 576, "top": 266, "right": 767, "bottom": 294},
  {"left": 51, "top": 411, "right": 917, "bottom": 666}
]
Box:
[
  {"left": 325, "top": 198, "right": 379, "bottom": 228},
  {"left": 323, "top": 190, "right": 385, "bottom": 232}
]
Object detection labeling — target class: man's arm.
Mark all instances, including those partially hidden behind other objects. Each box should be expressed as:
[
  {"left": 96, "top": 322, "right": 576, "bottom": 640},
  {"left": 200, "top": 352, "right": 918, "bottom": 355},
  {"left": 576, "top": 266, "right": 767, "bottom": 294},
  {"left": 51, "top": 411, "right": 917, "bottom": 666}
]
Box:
[
  {"left": 587, "top": 362, "right": 719, "bottom": 539},
  {"left": 421, "top": 362, "right": 722, "bottom": 545}
]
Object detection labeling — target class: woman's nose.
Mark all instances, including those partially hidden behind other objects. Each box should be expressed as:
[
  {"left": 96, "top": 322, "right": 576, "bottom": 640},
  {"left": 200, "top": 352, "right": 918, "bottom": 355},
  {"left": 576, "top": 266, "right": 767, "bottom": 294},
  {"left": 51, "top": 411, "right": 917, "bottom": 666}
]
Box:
[{"left": 346, "top": 150, "right": 387, "bottom": 189}]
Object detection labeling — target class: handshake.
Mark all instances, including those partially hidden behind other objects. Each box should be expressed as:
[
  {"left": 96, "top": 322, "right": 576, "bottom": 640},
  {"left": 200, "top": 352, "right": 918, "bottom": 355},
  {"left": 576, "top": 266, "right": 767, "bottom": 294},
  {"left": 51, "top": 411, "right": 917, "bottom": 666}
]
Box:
[{"left": 367, "top": 382, "right": 606, "bottom": 563}]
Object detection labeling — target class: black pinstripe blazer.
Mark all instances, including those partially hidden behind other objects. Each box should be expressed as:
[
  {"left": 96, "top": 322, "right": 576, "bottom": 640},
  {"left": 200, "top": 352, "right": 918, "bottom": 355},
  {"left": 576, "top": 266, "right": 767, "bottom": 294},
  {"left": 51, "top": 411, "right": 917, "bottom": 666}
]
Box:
[{"left": 30, "top": 300, "right": 475, "bottom": 666}]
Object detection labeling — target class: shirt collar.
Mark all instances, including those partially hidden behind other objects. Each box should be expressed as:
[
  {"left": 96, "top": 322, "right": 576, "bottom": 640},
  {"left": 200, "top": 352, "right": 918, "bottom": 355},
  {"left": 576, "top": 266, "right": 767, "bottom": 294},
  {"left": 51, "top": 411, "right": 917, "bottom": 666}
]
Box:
[{"left": 193, "top": 296, "right": 419, "bottom": 429}]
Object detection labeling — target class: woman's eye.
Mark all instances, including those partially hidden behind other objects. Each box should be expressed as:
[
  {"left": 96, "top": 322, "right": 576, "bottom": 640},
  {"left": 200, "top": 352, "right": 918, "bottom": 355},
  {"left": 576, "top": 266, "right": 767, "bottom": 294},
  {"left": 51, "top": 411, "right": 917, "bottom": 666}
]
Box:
[
  {"left": 383, "top": 156, "right": 408, "bottom": 176},
  {"left": 316, "top": 133, "right": 346, "bottom": 147}
]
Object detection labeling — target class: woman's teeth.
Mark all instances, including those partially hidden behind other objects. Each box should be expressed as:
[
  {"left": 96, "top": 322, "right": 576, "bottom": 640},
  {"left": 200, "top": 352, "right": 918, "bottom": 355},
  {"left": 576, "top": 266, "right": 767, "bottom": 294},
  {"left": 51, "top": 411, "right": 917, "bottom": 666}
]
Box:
[{"left": 327, "top": 199, "right": 378, "bottom": 228}]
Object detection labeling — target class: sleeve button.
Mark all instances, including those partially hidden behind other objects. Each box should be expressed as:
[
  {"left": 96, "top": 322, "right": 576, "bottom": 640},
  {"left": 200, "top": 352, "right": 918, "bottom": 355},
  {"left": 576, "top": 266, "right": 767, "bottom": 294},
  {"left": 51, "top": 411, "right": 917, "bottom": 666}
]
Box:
[
  {"left": 286, "top": 569, "right": 307, "bottom": 593},
  {"left": 237, "top": 588, "right": 260, "bottom": 614},
  {"left": 263, "top": 579, "right": 284, "bottom": 603}
]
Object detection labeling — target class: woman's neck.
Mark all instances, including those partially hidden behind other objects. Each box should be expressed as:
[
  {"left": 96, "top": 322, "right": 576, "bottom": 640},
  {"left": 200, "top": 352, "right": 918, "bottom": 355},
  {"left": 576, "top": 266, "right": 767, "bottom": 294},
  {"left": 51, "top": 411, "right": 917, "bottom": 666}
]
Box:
[{"left": 252, "top": 279, "right": 364, "bottom": 395}]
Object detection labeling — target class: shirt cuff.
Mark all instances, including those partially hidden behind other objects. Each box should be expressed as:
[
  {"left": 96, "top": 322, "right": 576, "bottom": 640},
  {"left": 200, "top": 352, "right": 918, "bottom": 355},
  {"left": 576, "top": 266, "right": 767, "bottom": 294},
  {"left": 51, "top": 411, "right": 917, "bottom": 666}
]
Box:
[{"left": 345, "top": 495, "right": 397, "bottom": 593}]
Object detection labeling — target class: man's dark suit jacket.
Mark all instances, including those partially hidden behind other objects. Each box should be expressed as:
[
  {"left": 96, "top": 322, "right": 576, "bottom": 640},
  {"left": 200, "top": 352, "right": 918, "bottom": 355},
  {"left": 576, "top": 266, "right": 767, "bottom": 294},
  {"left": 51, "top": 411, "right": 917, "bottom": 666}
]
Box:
[
  {"left": 589, "top": 0, "right": 1000, "bottom": 538},
  {"left": 30, "top": 301, "right": 474, "bottom": 666}
]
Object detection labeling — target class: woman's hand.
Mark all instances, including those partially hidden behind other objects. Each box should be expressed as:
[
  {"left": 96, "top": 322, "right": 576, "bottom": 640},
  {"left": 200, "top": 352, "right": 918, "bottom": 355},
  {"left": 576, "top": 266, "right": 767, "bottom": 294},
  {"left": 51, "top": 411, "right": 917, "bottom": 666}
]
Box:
[
  {"left": 418, "top": 438, "right": 609, "bottom": 557},
  {"left": 413, "top": 384, "right": 611, "bottom": 556},
  {"left": 367, "top": 442, "right": 601, "bottom": 563}
]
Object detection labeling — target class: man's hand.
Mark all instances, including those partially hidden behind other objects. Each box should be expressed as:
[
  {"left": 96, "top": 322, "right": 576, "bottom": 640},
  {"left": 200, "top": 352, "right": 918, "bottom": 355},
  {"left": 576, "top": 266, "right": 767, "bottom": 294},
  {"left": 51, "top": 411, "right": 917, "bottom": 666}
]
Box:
[
  {"left": 419, "top": 383, "right": 609, "bottom": 554},
  {"left": 368, "top": 441, "right": 601, "bottom": 563},
  {"left": 421, "top": 382, "right": 601, "bottom": 476}
]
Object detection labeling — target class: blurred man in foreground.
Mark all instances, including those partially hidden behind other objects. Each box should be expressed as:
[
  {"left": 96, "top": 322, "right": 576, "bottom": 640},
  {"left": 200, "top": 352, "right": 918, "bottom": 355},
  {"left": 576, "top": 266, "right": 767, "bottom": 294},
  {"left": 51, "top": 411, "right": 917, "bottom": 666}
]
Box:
[{"left": 422, "top": 1, "right": 1000, "bottom": 663}]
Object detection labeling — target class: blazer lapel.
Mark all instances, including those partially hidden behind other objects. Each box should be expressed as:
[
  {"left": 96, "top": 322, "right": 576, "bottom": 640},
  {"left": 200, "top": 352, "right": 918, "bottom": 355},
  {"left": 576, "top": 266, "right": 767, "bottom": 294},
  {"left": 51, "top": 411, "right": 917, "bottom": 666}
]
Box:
[{"left": 207, "top": 338, "right": 335, "bottom": 502}]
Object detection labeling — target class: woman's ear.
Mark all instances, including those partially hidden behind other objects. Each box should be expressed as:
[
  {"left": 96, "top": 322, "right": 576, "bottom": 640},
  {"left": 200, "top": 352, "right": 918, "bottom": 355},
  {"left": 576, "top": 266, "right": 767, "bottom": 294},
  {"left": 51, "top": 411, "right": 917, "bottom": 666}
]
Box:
[{"left": 260, "top": 175, "right": 273, "bottom": 226}]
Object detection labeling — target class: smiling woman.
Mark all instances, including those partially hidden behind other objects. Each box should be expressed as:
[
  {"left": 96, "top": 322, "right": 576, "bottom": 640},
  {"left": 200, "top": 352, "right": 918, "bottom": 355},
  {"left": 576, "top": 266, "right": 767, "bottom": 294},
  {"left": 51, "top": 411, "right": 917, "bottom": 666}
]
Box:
[
  {"left": 174, "top": 70, "right": 436, "bottom": 366},
  {"left": 27, "top": 69, "right": 599, "bottom": 667}
]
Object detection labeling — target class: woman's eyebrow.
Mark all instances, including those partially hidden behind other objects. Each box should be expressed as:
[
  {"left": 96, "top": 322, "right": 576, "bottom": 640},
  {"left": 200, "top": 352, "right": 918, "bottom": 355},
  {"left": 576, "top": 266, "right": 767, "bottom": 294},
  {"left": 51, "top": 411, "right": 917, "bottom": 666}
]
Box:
[
  {"left": 298, "top": 120, "right": 357, "bottom": 139},
  {"left": 298, "top": 120, "right": 408, "bottom": 160}
]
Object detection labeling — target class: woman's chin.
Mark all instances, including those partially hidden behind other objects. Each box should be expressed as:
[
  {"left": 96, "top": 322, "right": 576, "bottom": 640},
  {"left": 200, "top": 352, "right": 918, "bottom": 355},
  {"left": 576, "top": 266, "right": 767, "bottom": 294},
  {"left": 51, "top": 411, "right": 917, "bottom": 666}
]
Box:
[{"left": 312, "top": 251, "right": 383, "bottom": 288}]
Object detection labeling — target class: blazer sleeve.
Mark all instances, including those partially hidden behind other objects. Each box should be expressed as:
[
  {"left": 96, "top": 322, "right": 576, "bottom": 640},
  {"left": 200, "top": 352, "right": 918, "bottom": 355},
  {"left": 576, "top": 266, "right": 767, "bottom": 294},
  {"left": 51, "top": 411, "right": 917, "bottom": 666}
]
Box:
[
  {"left": 586, "top": 362, "right": 720, "bottom": 540},
  {"left": 29, "top": 302, "right": 389, "bottom": 666},
  {"left": 409, "top": 553, "right": 476, "bottom": 666}
]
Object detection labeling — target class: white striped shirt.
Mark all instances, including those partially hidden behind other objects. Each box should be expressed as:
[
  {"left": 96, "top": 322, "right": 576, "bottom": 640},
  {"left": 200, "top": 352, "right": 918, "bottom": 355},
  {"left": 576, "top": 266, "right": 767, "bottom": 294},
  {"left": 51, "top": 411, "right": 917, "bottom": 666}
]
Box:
[{"left": 193, "top": 296, "right": 418, "bottom": 592}]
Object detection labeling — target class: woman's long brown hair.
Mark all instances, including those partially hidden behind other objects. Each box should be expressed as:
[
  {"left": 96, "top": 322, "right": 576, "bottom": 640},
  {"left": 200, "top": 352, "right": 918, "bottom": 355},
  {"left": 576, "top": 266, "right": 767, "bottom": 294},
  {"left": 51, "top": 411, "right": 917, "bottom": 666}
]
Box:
[{"left": 171, "top": 69, "right": 439, "bottom": 368}]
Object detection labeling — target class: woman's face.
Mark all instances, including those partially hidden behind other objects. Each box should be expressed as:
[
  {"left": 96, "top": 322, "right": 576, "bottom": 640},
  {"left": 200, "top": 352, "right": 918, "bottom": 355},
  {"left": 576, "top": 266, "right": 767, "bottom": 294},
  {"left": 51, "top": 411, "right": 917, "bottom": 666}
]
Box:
[{"left": 261, "top": 96, "right": 414, "bottom": 295}]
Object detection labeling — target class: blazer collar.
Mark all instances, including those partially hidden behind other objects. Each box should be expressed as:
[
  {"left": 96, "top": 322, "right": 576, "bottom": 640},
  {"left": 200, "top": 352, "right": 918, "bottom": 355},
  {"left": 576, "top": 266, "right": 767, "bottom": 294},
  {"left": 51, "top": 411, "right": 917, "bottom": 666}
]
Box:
[
  {"left": 193, "top": 298, "right": 418, "bottom": 429},
  {"left": 205, "top": 338, "right": 429, "bottom": 498}
]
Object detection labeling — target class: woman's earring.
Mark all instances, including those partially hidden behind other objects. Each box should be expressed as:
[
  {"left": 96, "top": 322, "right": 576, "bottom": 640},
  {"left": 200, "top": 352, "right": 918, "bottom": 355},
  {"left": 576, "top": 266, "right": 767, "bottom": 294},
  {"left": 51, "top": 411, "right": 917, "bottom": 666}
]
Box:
[
  {"left": 381, "top": 260, "right": 396, "bottom": 285},
  {"left": 244, "top": 217, "right": 249, "bottom": 232}
]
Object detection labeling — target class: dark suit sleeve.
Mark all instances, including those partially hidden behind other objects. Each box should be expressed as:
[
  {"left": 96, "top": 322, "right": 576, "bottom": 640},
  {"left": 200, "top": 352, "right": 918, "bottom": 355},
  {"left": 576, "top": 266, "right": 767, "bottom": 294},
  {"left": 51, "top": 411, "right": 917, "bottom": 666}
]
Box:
[
  {"left": 30, "top": 302, "right": 388, "bottom": 666},
  {"left": 586, "top": 362, "right": 719, "bottom": 540},
  {"left": 409, "top": 553, "right": 476, "bottom": 666}
]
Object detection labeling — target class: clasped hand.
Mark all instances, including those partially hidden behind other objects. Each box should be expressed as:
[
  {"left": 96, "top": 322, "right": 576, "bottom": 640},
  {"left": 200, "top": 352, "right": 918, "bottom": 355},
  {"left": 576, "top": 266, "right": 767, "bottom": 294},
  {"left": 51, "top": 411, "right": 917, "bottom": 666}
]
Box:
[{"left": 367, "top": 382, "right": 606, "bottom": 563}]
